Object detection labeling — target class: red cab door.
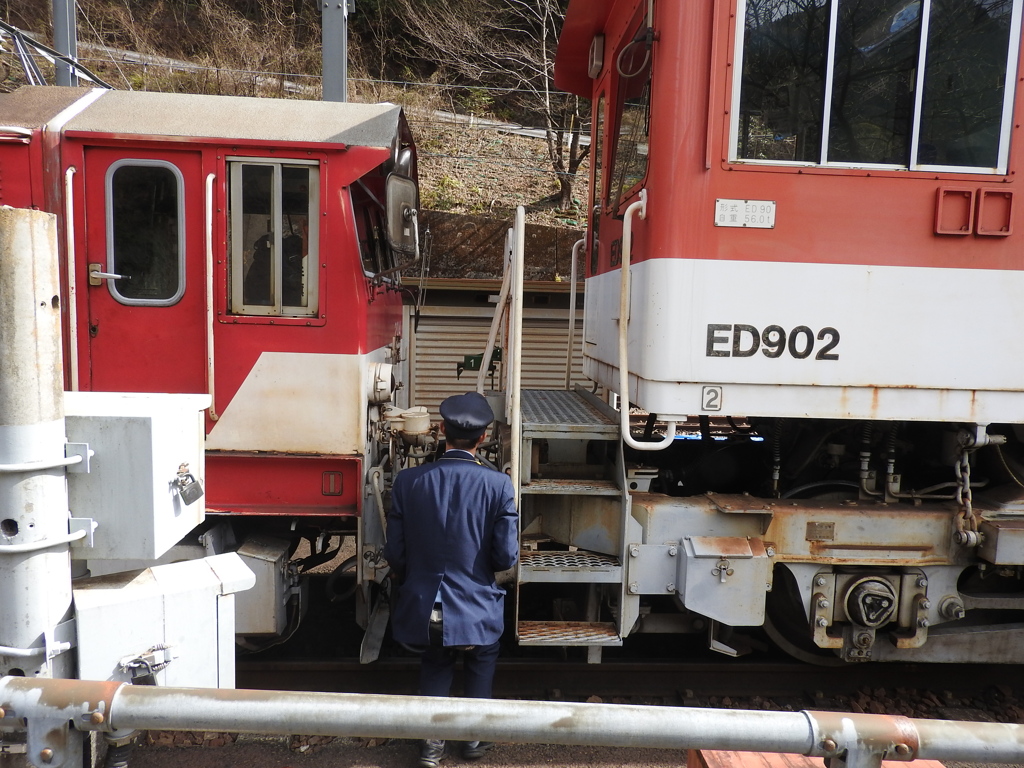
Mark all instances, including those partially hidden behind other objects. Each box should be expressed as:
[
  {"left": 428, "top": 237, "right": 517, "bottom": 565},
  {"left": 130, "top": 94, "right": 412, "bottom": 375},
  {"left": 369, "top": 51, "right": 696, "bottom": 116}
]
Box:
[{"left": 82, "top": 147, "right": 207, "bottom": 394}]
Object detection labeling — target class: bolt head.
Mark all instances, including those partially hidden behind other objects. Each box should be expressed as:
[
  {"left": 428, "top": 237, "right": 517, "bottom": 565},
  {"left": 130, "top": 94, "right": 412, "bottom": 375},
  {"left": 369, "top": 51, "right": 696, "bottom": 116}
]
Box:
[
  {"left": 816, "top": 617, "right": 828, "bottom": 627},
  {"left": 668, "top": 546, "right": 678, "bottom": 556},
  {"left": 894, "top": 744, "right": 912, "bottom": 756},
  {"left": 822, "top": 738, "right": 837, "bottom": 752},
  {"left": 817, "top": 598, "right": 830, "bottom": 609},
  {"left": 666, "top": 583, "right": 675, "bottom": 592},
  {"left": 628, "top": 582, "right": 639, "bottom": 594},
  {"left": 90, "top": 711, "right": 105, "bottom": 725},
  {"left": 40, "top": 749, "right": 54, "bottom": 764},
  {"left": 917, "top": 576, "right": 928, "bottom": 588},
  {"left": 815, "top": 576, "right": 827, "bottom": 586},
  {"left": 920, "top": 599, "right": 932, "bottom": 610},
  {"left": 919, "top": 618, "right": 930, "bottom": 628}
]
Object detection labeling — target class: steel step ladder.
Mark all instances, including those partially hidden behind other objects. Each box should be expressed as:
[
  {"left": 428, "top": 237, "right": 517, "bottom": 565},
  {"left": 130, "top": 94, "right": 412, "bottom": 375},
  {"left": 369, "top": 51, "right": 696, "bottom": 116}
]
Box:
[{"left": 483, "top": 210, "right": 640, "bottom": 661}]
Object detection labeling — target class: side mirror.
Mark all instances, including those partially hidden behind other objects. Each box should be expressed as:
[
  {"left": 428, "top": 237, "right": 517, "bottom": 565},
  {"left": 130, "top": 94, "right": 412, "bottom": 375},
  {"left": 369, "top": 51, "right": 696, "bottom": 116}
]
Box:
[{"left": 386, "top": 174, "right": 419, "bottom": 255}]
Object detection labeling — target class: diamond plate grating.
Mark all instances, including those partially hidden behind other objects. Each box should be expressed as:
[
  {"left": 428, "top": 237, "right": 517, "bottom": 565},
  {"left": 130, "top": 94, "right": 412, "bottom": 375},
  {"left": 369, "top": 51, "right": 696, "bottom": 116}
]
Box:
[
  {"left": 517, "top": 620, "right": 620, "bottom": 644},
  {"left": 520, "top": 390, "right": 617, "bottom": 434},
  {"left": 521, "top": 550, "right": 619, "bottom": 569}
]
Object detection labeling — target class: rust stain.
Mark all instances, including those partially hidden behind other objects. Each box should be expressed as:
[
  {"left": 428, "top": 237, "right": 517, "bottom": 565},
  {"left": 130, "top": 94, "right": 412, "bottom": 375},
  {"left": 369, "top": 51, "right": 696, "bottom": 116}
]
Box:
[{"left": 551, "top": 716, "right": 576, "bottom": 729}]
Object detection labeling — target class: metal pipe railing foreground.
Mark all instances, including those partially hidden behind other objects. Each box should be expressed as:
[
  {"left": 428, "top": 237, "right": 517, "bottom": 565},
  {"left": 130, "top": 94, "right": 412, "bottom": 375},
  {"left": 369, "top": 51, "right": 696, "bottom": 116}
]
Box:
[{"left": 1, "top": 677, "right": 1022, "bottom": 768}]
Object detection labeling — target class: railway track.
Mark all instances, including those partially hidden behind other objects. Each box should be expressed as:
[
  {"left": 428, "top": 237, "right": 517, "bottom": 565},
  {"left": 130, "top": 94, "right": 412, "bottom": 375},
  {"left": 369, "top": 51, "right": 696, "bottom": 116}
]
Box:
[{"left": 237, "top": 657, "right": 1024, "bottom": 709}]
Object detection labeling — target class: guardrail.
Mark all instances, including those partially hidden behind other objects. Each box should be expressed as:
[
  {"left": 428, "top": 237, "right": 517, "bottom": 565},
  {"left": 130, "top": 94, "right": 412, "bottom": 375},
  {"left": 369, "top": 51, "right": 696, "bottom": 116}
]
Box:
[{"left": 2, "top": 676, "right": 1023, "bottom": 768}]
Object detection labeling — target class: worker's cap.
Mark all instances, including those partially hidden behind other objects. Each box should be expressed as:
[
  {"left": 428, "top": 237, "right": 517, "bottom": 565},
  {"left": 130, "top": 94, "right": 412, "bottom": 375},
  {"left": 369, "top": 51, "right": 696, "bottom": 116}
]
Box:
[{"left": 440, "top": 392, "right": 494, "bottom": 440}]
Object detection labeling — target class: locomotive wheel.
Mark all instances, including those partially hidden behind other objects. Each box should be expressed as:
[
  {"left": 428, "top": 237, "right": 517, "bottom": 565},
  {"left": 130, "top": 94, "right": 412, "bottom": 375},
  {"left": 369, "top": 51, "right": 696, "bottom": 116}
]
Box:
[{"left": 764, "top": 566, "right": 846, "bottom": 666}]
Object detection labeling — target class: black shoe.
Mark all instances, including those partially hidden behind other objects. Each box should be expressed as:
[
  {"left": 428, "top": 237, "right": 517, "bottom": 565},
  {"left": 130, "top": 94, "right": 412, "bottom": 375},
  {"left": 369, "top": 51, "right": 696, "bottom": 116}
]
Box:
[
  {"left": 419, "top": 739, "right": 447, "bottom": 768},
  {"left": 462, "top": 741, "right": 493, "bottom": 760}
]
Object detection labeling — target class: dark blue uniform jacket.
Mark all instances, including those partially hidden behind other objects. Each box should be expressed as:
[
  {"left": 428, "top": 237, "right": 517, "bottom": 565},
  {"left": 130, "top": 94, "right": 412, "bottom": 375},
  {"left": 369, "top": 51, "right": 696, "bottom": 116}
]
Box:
[{"left": 384, "top": 450, "right": 518, "bottom": 647}]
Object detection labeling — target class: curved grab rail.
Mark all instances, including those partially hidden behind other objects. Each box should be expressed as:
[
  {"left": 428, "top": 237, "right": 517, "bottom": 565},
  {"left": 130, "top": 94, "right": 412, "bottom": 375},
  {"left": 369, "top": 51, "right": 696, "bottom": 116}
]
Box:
[
  {"left": 618, "top": 190, "right": 676, "bottom": 451},
  {"left": 564, "top": 237, "right": 585, "bottom": 389}
]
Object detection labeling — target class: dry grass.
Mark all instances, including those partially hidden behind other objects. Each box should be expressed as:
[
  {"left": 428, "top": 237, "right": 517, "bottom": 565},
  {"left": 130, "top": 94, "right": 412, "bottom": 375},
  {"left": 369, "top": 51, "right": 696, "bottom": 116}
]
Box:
[{"left": 1, "top": 0, "right": 589, "bottom": 228}]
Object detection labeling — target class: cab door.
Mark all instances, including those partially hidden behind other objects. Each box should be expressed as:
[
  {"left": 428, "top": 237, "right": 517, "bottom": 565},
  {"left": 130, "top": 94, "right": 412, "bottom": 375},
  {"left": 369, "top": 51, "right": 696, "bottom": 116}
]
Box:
[{"left": 82, "top": 147, "right": 207, "bottom": 394}]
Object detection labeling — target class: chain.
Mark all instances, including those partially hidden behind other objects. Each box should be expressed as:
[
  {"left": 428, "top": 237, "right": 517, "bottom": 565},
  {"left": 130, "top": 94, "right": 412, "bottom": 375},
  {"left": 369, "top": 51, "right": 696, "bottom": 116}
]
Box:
[{"left": 954, "top": 447, "right": 980, "bottom": 545}]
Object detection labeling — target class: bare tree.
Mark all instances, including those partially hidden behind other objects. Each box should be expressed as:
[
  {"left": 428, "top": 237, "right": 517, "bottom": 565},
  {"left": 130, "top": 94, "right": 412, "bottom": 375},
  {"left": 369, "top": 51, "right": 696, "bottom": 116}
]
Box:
[{"left": 388, "top": 0, "right": 589, "bottom": 211}]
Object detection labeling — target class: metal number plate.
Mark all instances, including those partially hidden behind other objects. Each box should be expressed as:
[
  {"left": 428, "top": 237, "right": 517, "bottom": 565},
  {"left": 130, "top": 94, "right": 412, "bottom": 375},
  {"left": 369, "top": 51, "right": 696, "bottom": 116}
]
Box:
[{"left": 714, "top": 199, "right": 776, "bottom": 229}]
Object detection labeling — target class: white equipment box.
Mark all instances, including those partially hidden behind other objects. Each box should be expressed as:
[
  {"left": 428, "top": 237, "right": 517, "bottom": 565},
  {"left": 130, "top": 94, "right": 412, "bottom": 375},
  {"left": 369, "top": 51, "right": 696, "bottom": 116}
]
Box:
[
  {"left": 64, "top": 391, "right": 210, "bottom": 560},
  {"left": 73, "top": 553, "right": 254, "bottom": 688}
]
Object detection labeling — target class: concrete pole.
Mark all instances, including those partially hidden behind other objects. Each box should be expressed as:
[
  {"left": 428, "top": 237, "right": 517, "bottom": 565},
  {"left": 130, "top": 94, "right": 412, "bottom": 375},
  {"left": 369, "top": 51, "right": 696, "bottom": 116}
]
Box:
[
  {"left": 322, "top": 0, "right": 351, "bottom": 102},
  {"left": 0, "top": 207, "right": 74, "bottom": 679},
  {"left": 52, "top": 0, "right": 79, "bottom": 87}
]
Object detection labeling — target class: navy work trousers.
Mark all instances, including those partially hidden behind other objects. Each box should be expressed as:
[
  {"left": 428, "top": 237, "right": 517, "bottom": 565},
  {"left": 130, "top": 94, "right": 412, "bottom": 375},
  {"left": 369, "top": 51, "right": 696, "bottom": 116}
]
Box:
[{"left": 419, "top": 640, "right": 501, "bottom": 698}]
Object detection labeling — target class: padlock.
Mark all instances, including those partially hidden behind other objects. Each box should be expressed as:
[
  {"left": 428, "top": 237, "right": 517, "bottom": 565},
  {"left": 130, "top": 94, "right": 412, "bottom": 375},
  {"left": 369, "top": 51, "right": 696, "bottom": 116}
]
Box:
[{"left": 175, "top": 463, "right": 204, "bottom": 506}]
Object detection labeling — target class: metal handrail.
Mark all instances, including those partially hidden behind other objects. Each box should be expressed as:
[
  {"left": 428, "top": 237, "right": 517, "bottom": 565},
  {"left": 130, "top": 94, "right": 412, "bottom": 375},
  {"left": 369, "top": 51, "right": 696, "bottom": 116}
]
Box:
[
  {"left": 475, "top": 234, "right": 513, "bottom": 395},
  {"left": 2, "top": 677, "right": 1023, "bottom": 768},
  {"left": 618, "top": 190, "right": 676, "bottom": 451},
  {"left": 204, "top": 173, "right": 219, "bottom": 421},
  {"left": 508, "top": 207, "right": 526, "bottom": 507},
  {"left": 565, "top": 237, "right": 584, "bottom": 389}
]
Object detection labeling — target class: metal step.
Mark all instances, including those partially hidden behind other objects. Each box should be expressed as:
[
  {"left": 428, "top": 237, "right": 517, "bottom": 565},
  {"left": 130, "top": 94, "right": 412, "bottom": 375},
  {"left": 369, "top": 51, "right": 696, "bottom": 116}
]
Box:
[
  {"left": 519, "top": 550, "right": 622, "bottom": 583},
  {"left": 520, "top": 478, "right": 621, "bottom": 496},
  {"left": 521, "top": 389, "right": 619, "bottom": 440},
  {"left": 517, "top": 620, "right": 621, "bottom": 646}
]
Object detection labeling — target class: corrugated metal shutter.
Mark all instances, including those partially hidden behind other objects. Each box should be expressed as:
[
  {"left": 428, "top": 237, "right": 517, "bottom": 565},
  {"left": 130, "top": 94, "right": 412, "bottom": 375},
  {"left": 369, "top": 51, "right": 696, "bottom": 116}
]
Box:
[{"left": 410, "top": 307, "right": 587, "bottom": 420}]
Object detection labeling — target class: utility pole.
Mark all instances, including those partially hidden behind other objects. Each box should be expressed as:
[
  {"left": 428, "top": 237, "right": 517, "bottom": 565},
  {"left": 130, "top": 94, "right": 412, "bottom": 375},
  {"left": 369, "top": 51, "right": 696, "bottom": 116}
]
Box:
[
  {"left": 52, "top": 0, "right": 79, "bottom": 87},
  {"left": 0, "top": 208, "right": 75, "bottom": 681},
  {"left": 322, "top": 0, "right": 354, "bottom": 102}
]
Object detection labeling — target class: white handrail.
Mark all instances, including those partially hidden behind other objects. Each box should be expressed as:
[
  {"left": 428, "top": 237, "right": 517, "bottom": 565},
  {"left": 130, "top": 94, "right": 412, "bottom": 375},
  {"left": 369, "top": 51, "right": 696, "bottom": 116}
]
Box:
[
  {"left": 564, "top": 237, "right": 584, "bottom": 389},
  {"left": 205, "top": 173, "right": 219, "bottom": 421},
  {"left": 618, "top": 190, "right": 676, "bottom": 451},
  {"left": 509, "top": 207, "right": 526, "bottom": 506},
  {"left": 64, "top": 166, "right": 79, "bottom": 391},
  {"left": 476, "top": 238, "right": 513, "bottom": 395}
]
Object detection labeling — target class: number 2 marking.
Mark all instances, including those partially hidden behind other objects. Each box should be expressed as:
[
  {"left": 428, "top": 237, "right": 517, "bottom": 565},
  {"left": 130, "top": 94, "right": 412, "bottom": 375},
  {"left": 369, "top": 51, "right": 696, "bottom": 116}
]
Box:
[{"left": 702, "top": 386, "right": 723, "bottom": 411}]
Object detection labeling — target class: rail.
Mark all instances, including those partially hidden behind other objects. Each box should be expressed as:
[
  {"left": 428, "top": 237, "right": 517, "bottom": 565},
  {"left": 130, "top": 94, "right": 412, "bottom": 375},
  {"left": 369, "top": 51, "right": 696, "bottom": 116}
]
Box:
[
  {"left": 618, "top": 190, "right": 676, "bottom": 450},
  {"left": 565, "top": 237, "right": 584, "bottom": 389},
  {"left": 1, "top": 677, "right": 1023, "bottom": 768},
  {"left": 507, "top": 207, "right": 526, "bottom": 506}
]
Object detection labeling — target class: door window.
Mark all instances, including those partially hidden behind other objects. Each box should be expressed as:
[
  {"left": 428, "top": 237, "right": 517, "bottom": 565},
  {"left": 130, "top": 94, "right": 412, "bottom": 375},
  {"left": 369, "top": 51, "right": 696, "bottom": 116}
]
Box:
[{"left": 105, "top": 160, "right": 185, "bottom": 305}]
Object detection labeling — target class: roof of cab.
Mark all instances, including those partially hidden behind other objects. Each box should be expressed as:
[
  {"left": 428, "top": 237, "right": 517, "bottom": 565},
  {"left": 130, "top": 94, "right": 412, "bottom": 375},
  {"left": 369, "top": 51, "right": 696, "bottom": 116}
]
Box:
[{"left": 0, "top": 86, "right": 406, "bottom": 148}]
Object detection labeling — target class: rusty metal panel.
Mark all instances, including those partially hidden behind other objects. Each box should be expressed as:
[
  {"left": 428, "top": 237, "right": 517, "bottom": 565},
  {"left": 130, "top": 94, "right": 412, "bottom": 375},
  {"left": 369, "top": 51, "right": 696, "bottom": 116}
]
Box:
[
  {"left": 765, "top": 502, "right": 957, "bottom": 566},
  {"left": 680, "top": 537, "right": 770, "bottom": 626}
]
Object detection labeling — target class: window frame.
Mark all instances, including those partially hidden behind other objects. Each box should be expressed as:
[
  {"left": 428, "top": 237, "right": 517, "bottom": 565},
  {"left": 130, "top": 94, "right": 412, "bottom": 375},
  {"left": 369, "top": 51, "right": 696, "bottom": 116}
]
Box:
[
  {"left": 227, "top": 156, "right": 321, "bottom": 319},
  {"left": 609, "top": 7, "right": 654, "bottom": 211},
  {"left": 104, "top": 158, "right": 186, "bottom": 307},
  {"left": 728, "top": 0, "right": 1024, "bottom": 174}
]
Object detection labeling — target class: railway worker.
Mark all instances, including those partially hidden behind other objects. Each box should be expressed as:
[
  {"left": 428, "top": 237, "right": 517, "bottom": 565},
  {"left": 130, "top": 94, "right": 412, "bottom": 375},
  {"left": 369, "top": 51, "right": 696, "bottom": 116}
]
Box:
[{"left": 383, "top": 391, "right": 519, "bottom": 768}]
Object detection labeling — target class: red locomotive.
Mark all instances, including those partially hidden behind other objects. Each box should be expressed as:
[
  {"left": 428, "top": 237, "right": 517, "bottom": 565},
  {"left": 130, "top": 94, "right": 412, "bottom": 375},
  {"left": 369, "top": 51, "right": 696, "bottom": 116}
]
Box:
[
  {"left": 480, "top": 0, "right": 1024, "bottom": 663},
  {"left": 0, "top": 86, "right": 421, "bottom": 651}
]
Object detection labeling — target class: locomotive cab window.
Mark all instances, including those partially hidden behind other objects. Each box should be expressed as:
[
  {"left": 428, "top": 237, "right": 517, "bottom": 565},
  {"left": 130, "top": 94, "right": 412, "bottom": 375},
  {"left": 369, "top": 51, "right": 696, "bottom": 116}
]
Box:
[
  {"left": 732, "top": 0, "right": 1022, "bottom": 172},
  {"left": 610, "top": 12, "right": 653, "bottom": 207},
  {"left": 105, "top": 160, "right": 185, "bottom": 306},
  {"left": 353, "top": 181, "right": 395, "bottom": 278},
  {"left": 228, "top": 159, "right": 320, "bottom": 317}
]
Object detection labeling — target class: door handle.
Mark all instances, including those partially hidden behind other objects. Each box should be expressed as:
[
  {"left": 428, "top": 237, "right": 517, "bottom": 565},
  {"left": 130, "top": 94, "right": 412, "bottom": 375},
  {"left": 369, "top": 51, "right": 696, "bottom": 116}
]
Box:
[{"left": 88, "top": 263, "right": 130, "bottom": 286}]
